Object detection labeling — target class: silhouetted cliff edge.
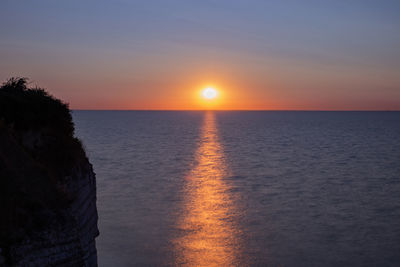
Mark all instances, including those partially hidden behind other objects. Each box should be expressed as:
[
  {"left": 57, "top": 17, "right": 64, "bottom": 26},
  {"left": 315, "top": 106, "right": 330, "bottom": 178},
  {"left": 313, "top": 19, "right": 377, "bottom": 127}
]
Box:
[{"left": 0, "top": 78, "right": 99, "bottom": 266}]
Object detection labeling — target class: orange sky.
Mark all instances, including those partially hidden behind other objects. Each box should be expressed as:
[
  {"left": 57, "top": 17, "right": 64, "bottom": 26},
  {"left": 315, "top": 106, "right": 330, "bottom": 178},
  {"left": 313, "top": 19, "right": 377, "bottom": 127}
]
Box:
[
  {"left": 1, "top": 1, "right": 399, "bottom": 110},
  {"left": 47, "top": 63, "right": 399, "bottom": 110}
]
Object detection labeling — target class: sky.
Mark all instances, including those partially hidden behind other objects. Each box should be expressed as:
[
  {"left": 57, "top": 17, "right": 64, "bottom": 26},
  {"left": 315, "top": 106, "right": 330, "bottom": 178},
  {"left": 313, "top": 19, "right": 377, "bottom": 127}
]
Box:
[{"left": 1, "top": 0, "right": 399, "bottom": 110}]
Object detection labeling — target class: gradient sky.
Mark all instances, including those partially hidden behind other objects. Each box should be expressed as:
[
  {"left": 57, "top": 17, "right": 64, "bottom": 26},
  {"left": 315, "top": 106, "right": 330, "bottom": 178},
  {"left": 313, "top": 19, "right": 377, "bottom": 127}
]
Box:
[{"left": 1, "top": 0, "right": 399, "bottom": 110}]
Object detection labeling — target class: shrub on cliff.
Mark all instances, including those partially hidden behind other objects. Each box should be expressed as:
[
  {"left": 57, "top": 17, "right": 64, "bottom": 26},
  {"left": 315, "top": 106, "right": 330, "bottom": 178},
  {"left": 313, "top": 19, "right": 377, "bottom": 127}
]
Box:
[
  {"left": 0, "top": 77, "right": 74, "bottom": 134},
  {"left": 0, "top": 77, "right": 86, "bottom": 175}
]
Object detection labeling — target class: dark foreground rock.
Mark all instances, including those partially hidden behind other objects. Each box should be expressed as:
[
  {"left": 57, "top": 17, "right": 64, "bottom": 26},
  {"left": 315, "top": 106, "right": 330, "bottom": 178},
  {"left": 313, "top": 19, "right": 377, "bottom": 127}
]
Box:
[{"left": 0, "top": 78, "right": 99, "bottom": 266}]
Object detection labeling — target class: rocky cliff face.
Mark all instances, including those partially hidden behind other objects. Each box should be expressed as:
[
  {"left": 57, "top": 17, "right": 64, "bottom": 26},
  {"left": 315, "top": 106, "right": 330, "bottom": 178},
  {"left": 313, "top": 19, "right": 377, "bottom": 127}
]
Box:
[{"left": 0, "top": 78, "right": 99, "bottom": 266}]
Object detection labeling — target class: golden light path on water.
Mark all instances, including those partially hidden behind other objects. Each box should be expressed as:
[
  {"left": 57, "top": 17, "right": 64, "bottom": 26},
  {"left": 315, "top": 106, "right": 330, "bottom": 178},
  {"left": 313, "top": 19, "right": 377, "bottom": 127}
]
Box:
[{"left": 173, "top": 112, "right": 243, "bottom": 267}]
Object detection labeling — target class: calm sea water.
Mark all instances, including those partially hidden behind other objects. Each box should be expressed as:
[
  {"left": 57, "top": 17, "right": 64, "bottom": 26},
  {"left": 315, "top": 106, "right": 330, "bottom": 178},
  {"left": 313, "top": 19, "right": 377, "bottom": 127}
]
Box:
[{"left": 73, "top": 111, "right": 400, "bottom": 267}]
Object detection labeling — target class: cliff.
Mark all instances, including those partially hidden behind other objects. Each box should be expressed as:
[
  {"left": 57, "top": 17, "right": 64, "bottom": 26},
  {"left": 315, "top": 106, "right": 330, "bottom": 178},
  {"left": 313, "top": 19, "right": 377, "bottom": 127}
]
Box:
[{"left": 0, "top": 78, "right": 99, "bottom": 266}]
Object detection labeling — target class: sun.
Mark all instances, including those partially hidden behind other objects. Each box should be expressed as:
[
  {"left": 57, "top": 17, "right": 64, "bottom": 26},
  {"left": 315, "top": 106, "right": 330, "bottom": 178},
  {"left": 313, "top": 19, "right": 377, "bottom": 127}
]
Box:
[{"left": 202, "top": 87, "right": 218, "bottom": 100}]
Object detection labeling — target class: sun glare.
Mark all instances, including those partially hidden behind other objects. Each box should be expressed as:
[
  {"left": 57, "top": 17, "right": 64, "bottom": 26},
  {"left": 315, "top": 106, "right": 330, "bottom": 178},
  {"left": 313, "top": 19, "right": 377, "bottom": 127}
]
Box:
[{"left": 202, "top": 87, "right": 218, "bottom": 100}]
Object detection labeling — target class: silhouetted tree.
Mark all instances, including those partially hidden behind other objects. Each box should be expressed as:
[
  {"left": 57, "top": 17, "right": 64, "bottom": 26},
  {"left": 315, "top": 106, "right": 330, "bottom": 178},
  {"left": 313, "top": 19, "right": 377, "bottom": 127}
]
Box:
[
  {"left": 0, "top": 77, "right": 73, "bottom": 134},
  {"left": 0, "top": 77, "right": 86, "bottom": 176}
]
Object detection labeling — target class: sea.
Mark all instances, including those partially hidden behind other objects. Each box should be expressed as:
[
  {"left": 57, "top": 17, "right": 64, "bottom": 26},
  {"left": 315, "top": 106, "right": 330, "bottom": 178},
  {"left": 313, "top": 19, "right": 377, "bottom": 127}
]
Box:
[{"left": 73, "top": 111, "right": 400, "bottom": 267}]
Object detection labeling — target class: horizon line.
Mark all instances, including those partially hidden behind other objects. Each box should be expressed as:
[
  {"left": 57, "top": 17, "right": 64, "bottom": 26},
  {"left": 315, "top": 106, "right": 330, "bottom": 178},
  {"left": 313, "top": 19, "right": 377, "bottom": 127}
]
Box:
[{"left": 71, "top": 109, "right": 400, "bottom": 112}]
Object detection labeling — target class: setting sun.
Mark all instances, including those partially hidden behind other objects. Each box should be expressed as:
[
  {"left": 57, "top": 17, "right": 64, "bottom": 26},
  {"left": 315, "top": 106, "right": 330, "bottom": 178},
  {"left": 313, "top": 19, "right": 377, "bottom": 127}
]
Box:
[{"left": 202, "top": 87, "right": 218, "bottom": 100}]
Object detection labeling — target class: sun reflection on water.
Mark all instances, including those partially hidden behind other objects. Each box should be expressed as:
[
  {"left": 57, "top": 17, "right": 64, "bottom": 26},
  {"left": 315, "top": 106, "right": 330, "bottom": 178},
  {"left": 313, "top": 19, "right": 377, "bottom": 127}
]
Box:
[{"left": 174, "top": 112, "right": 242, "bottom": 267}]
